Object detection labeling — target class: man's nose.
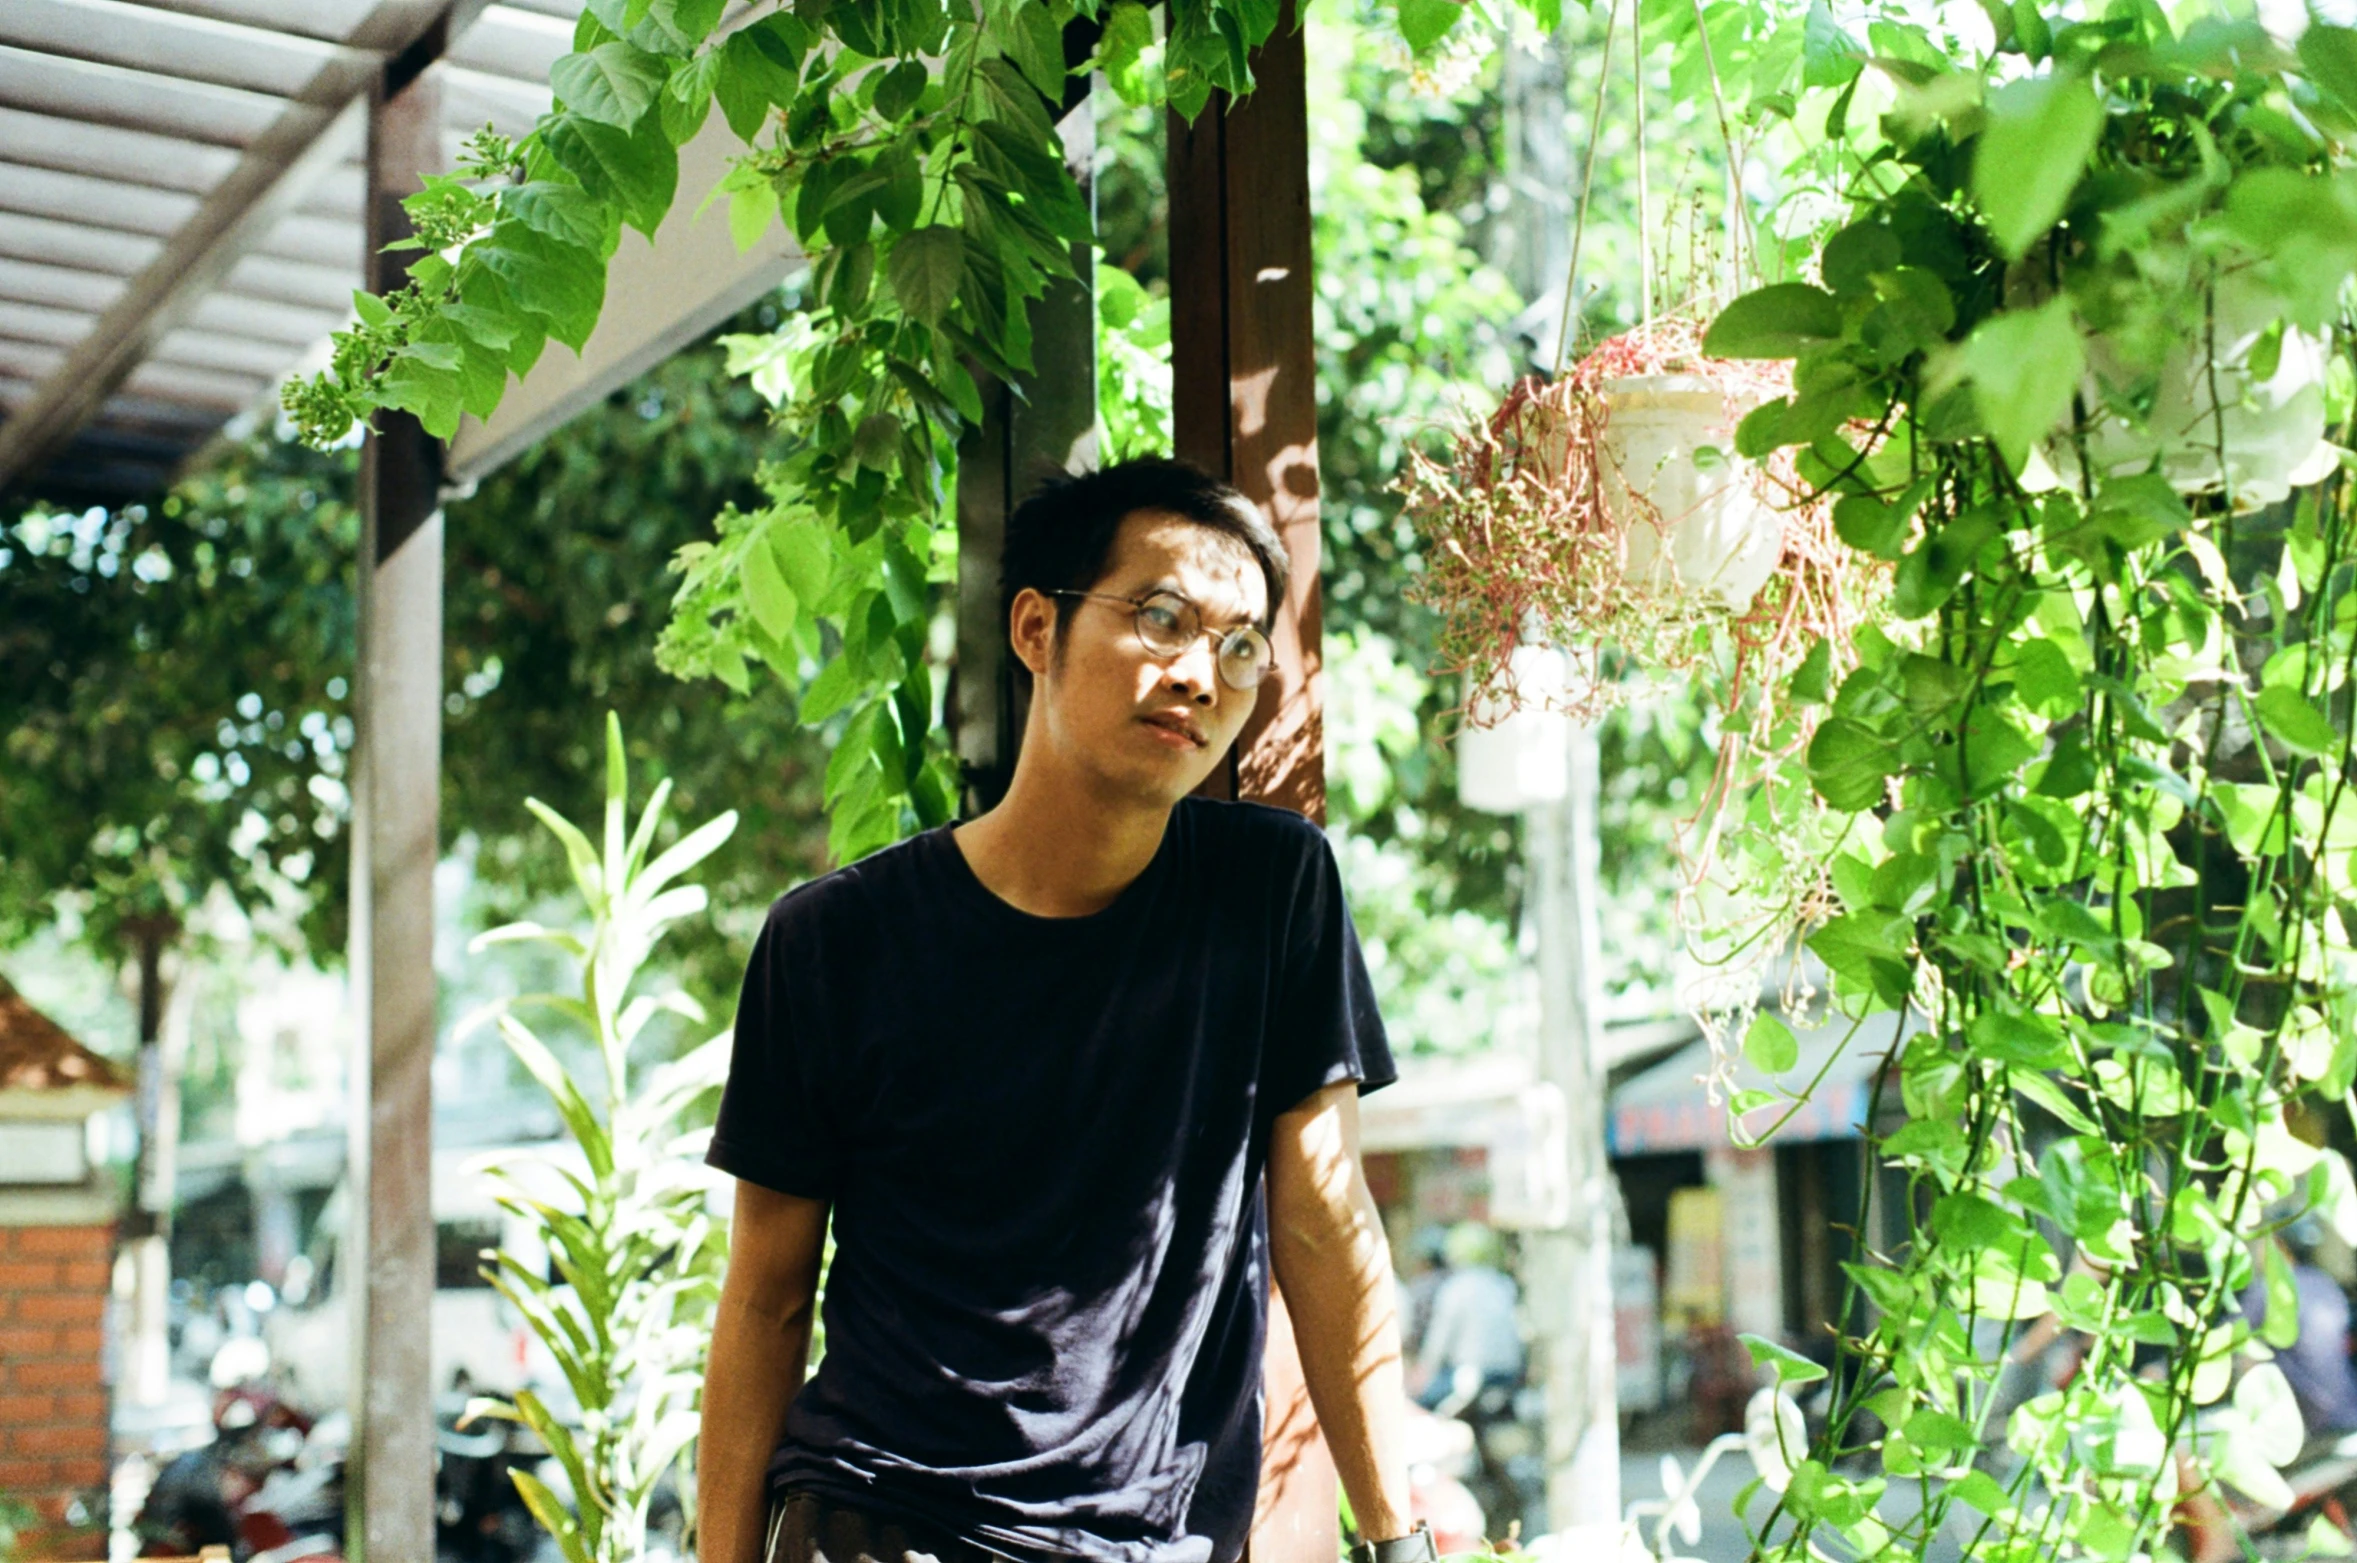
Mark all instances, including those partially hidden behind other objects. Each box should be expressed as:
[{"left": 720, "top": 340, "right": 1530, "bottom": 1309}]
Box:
[{"left": 1164, "top": 636, "right": 1221, "bottom": 703}]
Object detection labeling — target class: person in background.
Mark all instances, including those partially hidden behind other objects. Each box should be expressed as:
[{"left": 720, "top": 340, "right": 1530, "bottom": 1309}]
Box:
[
  {"left": 1396, "top": 1224, "right": 1450, "bottom": 1364},
  {"left": 1414, "top": 1222, "right": 1524, "bottom": 1421}
]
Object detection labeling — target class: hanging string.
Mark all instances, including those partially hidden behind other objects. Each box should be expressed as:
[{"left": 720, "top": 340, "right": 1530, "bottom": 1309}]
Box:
[
  {"left": 1549, "top": 0, "right": 1621, "bottom": 378},
  {"left": 1632, "top": 0, "right": 1652, "bottom": 325},
  {"left": 1685, "top": 0, "right": 1752, "bottom": 292}
]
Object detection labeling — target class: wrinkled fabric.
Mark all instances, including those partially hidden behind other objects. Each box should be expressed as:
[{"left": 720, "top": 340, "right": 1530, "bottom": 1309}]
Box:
[{"left": 711, "top": 799, "right": 1396, "bottom": 1563}]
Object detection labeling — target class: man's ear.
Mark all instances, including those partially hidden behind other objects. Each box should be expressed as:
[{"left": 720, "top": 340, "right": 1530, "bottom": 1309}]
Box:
[{"left": 1009, "top": 588, "right": 1055, "bottom": 678}]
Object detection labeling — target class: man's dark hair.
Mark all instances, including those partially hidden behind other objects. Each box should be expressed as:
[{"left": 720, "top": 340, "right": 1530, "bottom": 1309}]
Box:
[{"left": 1000, "top": 456, "right": 1290, "bottom": 643}]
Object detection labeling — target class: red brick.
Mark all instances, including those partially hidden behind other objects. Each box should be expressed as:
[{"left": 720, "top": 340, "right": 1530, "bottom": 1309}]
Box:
[
  {"left": 0, "top": 1324, "right": 57, "bottom": 1357},
  {"left": 51, "top": 1456, "right": 107, "bottom": 1487},
  {"left": 49, "top": 1390, "right": 104, "bottom": 1422},
  {"left": 0, "top": 1260, "right": 61, "bottom": 1291},
  {"left": 0, "top": 1456, "right": 50, "bottom": 1487},
  {"left": 14, "top": 1295, "right": 100, "bottom": 1327},
  {"left": 52, "top": 1326, "right": 100, "bottom": 1356},
  {"left": 9, "top": 1359, "right": 99, "bottom": 1391},
  {"left": 12, "top": 1425, "right": 103, "bottom": 1457},
  {"left": 0, "top": 1391, "right": 55, "bottom": 1422},
  {"left": 10, "top": 1229, "right": 108, "bottom": 1262},
  {"left": 53, "top": 1261, "right": 107, "bottom": 1290}
]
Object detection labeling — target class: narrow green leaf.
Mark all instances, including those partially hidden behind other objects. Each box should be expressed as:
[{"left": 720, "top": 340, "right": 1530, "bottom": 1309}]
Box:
[
  {"left": 739, "top": 536, "right": 797, "bottom": 642},
  {"left": 524, "top": 795, "right": 604, "bottom": 904}
]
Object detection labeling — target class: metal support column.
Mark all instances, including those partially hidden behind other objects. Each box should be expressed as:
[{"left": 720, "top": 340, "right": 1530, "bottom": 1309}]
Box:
[
  {"left": 1524, "top": 728, "right": 1621, "bottom": 1540},
  {"left": 1168, "top": 10, "right": 1333, "bottom": 1558},
  {"left": 347, "top": 52, "right": 443, "bottom": 1563}
]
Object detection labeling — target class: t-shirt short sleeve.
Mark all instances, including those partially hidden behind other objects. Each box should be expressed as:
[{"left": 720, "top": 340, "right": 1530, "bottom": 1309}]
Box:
[
  {"left": 1260, "top": 823, "right": 1397, "bottom": 1122},
  {"left": 707, "top": 895, "right": 844, "bottom": 1199}
]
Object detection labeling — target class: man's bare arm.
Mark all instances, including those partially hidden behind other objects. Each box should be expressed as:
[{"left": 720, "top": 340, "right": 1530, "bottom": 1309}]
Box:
[
  {"left": 1267, "top": 1081, "right": 1414, "bottom": 1543},
  {"left": 699, "top": 1180, "right": 829, "bottom": 1563}
]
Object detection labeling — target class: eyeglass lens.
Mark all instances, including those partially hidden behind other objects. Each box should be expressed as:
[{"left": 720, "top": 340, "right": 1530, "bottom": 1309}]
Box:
[{"left": 1135, "top": 593, "right": 1270, "bottom": 691}]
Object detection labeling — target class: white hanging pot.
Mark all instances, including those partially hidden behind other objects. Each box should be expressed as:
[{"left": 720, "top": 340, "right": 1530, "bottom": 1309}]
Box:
[
  {"left": 2030, "top": 272, "right": 2340, "bottom": 507},
  {"left": 1457, "top": 644, "right": 1572, "bottom": 815},
  {"left": 1596, "top": 375, "right": 1786, "bottom": 613}
]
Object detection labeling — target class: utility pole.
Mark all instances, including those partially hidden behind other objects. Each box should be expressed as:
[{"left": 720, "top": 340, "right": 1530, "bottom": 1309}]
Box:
[{"left": 1521, "top": 725, "right": 1620, "bottom": 1540}]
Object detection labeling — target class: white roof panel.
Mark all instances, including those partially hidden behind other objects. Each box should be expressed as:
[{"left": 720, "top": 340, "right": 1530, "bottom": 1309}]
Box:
[
  {"left": 0, "top": 0, "right": 784, "bottom": 501},
  {"left": 0, "top": 212, "right": 165, "bottom": 273},
  {"left": 7, "top": 0, "right": 363, "bottom": 99},
  {"left": 0, "top": 44, "right": 289, "bottom": 145},
  {"left": 0, "top": 106, "right": 242, "bottom": 191}
]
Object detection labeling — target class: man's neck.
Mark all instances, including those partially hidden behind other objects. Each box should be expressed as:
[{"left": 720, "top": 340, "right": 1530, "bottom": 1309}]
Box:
[{"left": 954, "top": 758, "right": 1175, "bottom": 919}]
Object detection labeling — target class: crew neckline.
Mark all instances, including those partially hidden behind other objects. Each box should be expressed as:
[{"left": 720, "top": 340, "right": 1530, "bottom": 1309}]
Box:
[{"left": 932, "top": 806, "right": 1182, "bottom": 931}]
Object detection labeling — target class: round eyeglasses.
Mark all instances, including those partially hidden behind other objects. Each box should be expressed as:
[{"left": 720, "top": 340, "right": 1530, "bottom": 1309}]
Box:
[{"left": 1047, "top": 589, "right": 1275, "bottom": 692}]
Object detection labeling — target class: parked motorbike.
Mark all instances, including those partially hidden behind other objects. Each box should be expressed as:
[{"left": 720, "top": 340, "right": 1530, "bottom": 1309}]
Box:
[
  {"left": 235, "top": 1410, "right": 347, "bottom": 1563},
  {"left": 134, "top": 1386, "right": 316, "bottom": 1559},
  {"left": 435, "top": 1396, "right": 542, "bottom": 1563}
]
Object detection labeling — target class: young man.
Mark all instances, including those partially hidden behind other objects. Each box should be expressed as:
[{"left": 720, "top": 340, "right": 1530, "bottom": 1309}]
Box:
[{"left": 698, "top": 458, "right": 1423, "bottom": 1563}]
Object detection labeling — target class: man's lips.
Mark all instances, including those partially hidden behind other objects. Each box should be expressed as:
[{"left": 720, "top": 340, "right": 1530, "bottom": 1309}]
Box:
[{"left": 1140, "top": 712, "right": 1207, "bottom": 747}]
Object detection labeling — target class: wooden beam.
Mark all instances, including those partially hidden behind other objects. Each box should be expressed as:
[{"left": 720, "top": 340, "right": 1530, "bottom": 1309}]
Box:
[
  {"left": 1168, "top": 12, "right": 1335, "bottom": 1562},
  {"left": 443, "top": 112, "right": 805, "bottom": 486},
  {"left": 346, "top": 54, "right": 443, "bottom": 1563},
  {"left": 0, "top": 0, "right": 455, "bottom": 497},
  {"left": 1169, "top": 13, "right": 1325, "bottom": 826}
]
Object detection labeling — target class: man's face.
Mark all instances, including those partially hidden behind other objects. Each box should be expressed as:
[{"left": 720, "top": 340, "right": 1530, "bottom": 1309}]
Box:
[{"left": 1012, "top": 509, "right": 1273, "bottom": 807}]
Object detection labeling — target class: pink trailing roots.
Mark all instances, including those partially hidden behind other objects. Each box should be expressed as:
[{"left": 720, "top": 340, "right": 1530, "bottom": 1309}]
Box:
[{"left": 1400, "top": 314, "right": 1884, "bottom": 753}]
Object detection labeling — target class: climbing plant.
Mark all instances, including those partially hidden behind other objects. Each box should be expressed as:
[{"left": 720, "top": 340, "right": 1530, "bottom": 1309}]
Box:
[
  {"left": 1681, "top": 5, "right": 2357, "bottom": 1559},
  {"left": 282, "top": 0, "right": 1578, "bottom": 861}
]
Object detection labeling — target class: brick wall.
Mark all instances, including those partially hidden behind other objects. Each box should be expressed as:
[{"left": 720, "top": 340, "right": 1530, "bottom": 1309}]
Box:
[{"left": 0, "top": 1223, "right": 113, "bottom": 1528}]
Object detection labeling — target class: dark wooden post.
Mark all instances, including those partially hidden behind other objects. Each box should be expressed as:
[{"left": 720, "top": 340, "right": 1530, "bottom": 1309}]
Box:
[
  {"left": 953, "top": 63, "right": 1100, "bottom": 813},
  {"left": 1168, "top": 10, "right": 1336, "bottom": 1559},
  {"left": 348, "top": 44, "right": 443, "bottom": 1563}
]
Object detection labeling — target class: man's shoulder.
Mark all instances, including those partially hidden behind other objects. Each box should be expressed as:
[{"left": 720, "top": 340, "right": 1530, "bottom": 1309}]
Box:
[
  {"left": 1176, "top": 796, "right": 1329, "bottom": 862},
  {"left": 759, "top": 829, "right": 942, "bottom": 944}
]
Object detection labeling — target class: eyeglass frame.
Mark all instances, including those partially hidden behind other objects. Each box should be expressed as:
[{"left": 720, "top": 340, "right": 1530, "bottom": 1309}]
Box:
[{"left": 1040, "top": 588, "right": 1277, "bottom": 692}]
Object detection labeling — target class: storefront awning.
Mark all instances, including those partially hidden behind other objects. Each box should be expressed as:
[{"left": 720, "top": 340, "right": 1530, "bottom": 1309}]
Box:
[{"left": 1608, "top": 1010, "right": 1916, "bottom": 1155}]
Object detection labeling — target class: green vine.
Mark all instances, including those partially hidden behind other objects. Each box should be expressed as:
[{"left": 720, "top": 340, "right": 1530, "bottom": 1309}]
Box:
[
  {"left": 1699, "top": 4, "right": 2357, "bottom": 1557},
  {"left": 284, "top": 0, "right": 1318, "bottom": 860}
]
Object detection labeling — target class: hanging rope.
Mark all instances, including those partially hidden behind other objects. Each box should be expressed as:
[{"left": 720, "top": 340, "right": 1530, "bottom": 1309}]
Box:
[
  {"left": 1549, "top": 0, "right": 1621, "bottom": 378},
  {"left": 1632, "top": 0, "right": 1652, "bottom": 325},
  {"left": 1685, "top": 0, "right": 1752, "bottom": 290}
]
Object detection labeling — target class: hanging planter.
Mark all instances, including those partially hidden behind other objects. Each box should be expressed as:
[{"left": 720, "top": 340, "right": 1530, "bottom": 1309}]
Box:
[
  {"left": 1597, "top": 373, "right": 1786, "bottom": 612},
  {"left": 1401, "top": 316, "right": 1876, "bottom": 731},
  {"left": 2024, "top": 269, "right": 2343, "bottom": 507}
]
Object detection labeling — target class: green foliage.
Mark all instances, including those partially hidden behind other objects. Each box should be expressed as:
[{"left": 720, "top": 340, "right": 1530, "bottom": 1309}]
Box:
[
  {"left": 1095, "top": 254, "right": 1172, "bottom": 460},
  {"left": 0, "top": 1498, "right": 44, "bottom": 1563},
  {"left": 464, "top": 714, "right": 735, "bottom": 1563},
  {"left": 0, "top": 449, "right": 360, "bottom": 965},
  {"left": 1694, "top": 1, "right": 2357, "bottom": 1555},
  {"left": 281, "top": 0, "right": 1580, "bottom": 875}
]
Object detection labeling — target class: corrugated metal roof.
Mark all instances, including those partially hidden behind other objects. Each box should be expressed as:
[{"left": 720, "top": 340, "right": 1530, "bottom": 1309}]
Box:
[{"left": 0, "top": 0, "right": 587, "bottom": 503}]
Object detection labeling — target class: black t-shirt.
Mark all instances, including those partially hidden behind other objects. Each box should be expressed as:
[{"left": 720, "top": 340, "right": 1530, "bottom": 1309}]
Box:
[{"left": 707, "top": 797, "right": 1396, "bottom": 1563}]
